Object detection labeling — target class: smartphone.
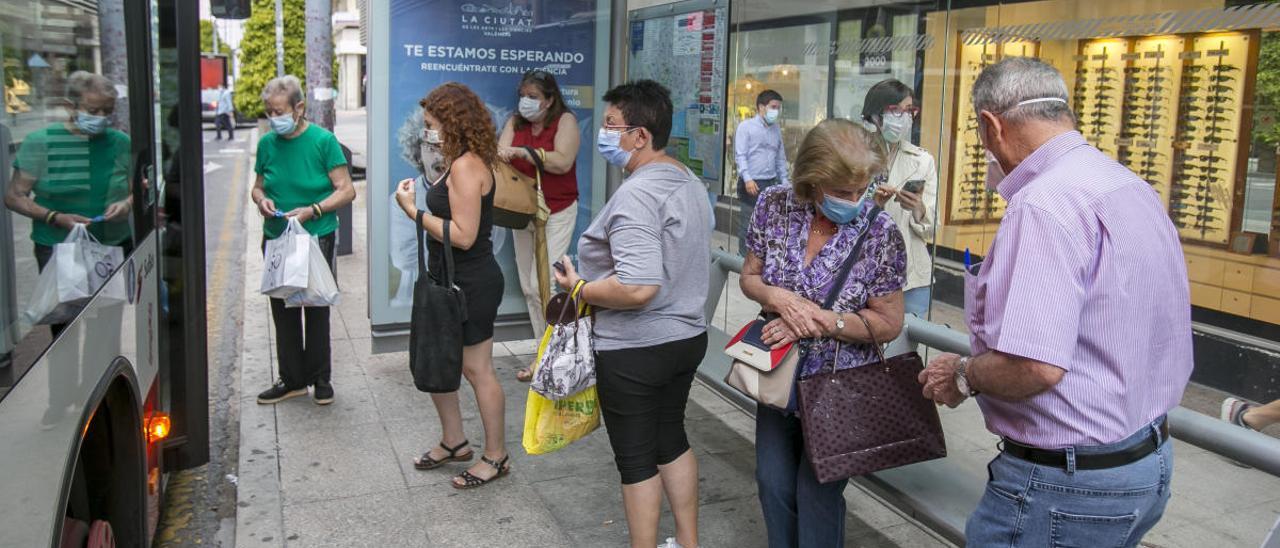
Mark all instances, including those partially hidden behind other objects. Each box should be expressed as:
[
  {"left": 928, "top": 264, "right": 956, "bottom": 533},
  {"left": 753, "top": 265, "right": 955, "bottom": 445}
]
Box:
[
  {"left": 901, "top": 179, "right": 925, "bottom": 194},
  {"left": 553, "top": 261, "right": 567, "bottom": 275}
]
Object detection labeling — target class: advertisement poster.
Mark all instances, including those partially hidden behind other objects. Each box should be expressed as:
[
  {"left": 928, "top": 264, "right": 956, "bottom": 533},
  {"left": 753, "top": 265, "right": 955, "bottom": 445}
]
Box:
[{"left": 373, "top": 0, "right": 607, "bottom": 331}]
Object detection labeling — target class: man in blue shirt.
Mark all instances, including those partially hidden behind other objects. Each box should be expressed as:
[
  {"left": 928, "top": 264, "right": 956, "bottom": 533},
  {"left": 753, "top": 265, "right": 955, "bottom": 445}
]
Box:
[
  {"left": 734, "top": 89, "right": 788, "bottom": 255},
  {"left": 215, "top": 84, "right": 235, "bottom": 141}
]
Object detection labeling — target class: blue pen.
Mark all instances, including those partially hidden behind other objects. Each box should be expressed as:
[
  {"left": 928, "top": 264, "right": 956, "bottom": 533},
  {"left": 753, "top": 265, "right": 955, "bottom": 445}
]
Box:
[
  {"left": 964, "top": 248, "right": 971, "bottom": 272},
  {"left": 90, "top": 215, "right": 105, "bottom": 223}
]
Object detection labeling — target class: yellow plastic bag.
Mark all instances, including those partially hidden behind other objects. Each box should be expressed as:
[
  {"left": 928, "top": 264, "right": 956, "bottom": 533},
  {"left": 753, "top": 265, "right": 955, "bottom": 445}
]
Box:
[{"left": 522, "top": 293, "right": 600, "bottom": 455}]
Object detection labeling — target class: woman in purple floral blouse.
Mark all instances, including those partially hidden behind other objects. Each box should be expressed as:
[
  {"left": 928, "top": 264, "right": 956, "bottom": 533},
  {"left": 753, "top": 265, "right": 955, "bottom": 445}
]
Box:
[{"left": 739, "top": 118, "right": 907, "bottom": 547}]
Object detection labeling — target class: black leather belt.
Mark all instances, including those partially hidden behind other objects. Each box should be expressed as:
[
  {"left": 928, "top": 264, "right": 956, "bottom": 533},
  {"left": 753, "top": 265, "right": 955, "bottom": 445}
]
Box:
[{"left": 1001, "top": 419, "right": 1169, "bottom": 470}]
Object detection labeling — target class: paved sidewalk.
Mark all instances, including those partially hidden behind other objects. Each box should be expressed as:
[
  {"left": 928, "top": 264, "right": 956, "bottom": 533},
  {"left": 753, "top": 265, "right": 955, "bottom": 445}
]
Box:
[{"left": 231, "top": 166, "right": 950, "bottom": 547}]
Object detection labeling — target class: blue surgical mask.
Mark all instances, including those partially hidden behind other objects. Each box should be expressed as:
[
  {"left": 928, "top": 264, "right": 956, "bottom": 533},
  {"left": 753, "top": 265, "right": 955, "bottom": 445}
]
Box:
[
  {"left": 269, "top": 113, "right": 297, "bottom": 136},
  {"left": 764, "top": 108, "right": 779, "bottom": 125},
  {"left": 597, "top": 127, "right": 633, "bottom": 168},
  {"left": 75, "top": 111, "right": 107, "bottom": 136},
  {"left": 819, "top": 193, "right": 867, "bottom": 225}
]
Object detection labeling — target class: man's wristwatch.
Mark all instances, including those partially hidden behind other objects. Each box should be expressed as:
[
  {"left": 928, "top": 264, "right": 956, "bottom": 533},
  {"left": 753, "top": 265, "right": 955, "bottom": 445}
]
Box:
[{"left": 955, "top": 356, "right": 978, "bottom": 397}]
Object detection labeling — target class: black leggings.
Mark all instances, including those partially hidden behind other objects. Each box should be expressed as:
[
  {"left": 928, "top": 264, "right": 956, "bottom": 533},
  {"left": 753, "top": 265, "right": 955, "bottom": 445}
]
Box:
[{"left": 595, "top": 332, "right": 709, "bottom": 485}]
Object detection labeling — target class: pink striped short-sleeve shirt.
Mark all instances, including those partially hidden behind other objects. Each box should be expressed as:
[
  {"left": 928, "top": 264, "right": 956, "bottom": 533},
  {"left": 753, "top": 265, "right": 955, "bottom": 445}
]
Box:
[{"left": 967, "top": 131, "right": 1193, "bottom": 448}]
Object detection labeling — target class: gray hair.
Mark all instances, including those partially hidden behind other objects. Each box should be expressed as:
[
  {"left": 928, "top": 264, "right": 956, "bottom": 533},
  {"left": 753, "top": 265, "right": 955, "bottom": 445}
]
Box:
[
  {"left": 971, "top": 57, "right": 1074, "bottom": 124},
  {"left": 261, "top": 75, "right": 304, "bottom": 106},
  {"left": 66, "top": 71, "right": 118, "bottom": 105}
]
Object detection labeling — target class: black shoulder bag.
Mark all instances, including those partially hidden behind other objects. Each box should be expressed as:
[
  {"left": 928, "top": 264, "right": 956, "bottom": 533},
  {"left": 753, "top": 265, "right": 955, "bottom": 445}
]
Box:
[{"left": 409, "top": 210, "right": 468, "bottom": 393}]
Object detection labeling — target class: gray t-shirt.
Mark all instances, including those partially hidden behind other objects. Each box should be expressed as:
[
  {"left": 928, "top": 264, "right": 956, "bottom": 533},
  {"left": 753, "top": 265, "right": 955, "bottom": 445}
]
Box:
[{"left": 577, "top": 161, "right": 711, "bottom": 351}]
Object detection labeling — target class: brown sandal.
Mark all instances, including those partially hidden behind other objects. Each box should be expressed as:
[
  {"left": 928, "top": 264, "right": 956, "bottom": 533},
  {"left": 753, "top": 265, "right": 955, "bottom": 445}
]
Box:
[
  {"left": 413, "top": 440, "right": 473, "bottom": 470},
  {"left": 452, "top": 455, "right": 510, "bottom": 489}
]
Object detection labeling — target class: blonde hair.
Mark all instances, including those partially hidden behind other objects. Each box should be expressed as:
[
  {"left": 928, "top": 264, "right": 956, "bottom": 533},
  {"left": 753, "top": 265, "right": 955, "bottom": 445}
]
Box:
[{"left": 792, "top": 119, "right": 885, "bottom": 203}]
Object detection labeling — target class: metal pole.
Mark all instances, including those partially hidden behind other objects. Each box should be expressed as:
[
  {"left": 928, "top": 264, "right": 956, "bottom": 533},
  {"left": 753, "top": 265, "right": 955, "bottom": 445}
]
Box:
[
  {"left": 304, "top": 0, "right": 334, "bottom": 131},
  {"left": 605, "top": 0, "right": 627, "bottom": 199},
  {"left": 212, "top": 17, "right": 219, "bottom": 54},
  {"left": 274, "top": 0, "right": 286, "bottom": 77}
]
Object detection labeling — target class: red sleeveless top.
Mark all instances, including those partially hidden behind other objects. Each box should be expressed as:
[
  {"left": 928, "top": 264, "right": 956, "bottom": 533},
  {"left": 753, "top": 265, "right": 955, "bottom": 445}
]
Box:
[{"left": 511, "top": 114, "right": 579, "bottom": 214}]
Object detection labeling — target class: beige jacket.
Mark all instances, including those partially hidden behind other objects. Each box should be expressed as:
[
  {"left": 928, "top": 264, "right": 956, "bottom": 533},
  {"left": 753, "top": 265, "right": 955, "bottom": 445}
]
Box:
[{"left": 881, "top": 140, "right": 938, "bottom": 291}]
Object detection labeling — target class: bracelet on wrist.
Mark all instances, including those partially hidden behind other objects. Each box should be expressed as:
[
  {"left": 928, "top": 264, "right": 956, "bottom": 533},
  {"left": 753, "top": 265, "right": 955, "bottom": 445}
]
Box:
[
  {"left": 311, "top": 203, "right": 323, "bottom": 217},
  {"left": 45, "top": 210, "right": 58, "bottom": 225}
]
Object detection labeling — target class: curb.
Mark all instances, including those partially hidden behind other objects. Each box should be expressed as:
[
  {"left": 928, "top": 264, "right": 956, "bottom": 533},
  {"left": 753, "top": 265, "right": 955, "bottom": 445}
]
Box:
[{"left": 233, "top": 131, "right": 288, "bottom": 548}]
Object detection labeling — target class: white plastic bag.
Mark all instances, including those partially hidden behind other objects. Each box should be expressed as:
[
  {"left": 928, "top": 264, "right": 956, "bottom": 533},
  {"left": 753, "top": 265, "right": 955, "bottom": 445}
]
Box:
[
  {"left": 284, "top": 236, "right": 340, "bottom": 308},
  {"left": 22, "top": 225, "right": 94, "bottom": 325},
  {"left": 80, "top": 229, "right": 126, "bottom": 302},
  {"left": 260, "top": 217, "right": 311, "bottom": 298}
]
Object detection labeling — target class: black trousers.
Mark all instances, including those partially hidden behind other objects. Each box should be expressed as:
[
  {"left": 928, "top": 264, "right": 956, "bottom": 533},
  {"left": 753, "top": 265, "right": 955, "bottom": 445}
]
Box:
[
  {"left": 595, "top": 331, "right": 709, "bottom": 485},
  {"left": 215, "top": 113, "right": 234, "bottom": 139},
  {"left": 264, "top": 233, "right": 337, "bottom": 388}
]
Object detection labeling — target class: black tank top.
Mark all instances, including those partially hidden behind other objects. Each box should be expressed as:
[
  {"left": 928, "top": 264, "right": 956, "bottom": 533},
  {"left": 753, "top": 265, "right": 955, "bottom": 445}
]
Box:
[{"left": 425, "top": 163, "right": 495, "bottom": 272}]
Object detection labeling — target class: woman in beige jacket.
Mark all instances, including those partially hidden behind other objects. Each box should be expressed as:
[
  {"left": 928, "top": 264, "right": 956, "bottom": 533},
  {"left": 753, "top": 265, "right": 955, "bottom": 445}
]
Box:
[{"left": 864, "top": 79, "right": 937, "bottom": 317}]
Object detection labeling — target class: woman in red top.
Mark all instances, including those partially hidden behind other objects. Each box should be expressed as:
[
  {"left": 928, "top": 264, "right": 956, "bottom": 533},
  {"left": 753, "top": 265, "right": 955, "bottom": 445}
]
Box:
[{"left": 498, "top": 70, "right": 581, "bottom": 381}]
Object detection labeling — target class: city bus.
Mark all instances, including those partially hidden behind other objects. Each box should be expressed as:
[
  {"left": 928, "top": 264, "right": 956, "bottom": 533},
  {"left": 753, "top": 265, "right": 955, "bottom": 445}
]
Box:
[{"left": 0, "top": 0, "right": 210, "bottom": 546}]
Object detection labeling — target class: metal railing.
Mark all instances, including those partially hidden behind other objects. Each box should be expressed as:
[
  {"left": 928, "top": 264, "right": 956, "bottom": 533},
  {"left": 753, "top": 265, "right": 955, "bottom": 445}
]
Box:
[{"left": 700, "top": 249, "right": 1280, "bottom": 537}]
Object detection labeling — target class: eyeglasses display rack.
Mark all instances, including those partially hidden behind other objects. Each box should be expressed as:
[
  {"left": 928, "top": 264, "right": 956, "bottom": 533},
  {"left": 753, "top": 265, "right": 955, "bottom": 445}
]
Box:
[
  {"left": 1116, "top": 36, "right": 1185, "bottom": 208},
  {"left": 945, "top": 31, "right": 1257, "bottom": 249},
  {"left": 946, "top": 41, "right": 997, "bottom": 225},
  {"left": 1170, "top": 32, "right": 1254, "bottom": 247},
  {"left": 1074, "top": 40, "right": 1127, "bottom": 160},
  {"left": 945, "top": 41, "right": 1038, "bottom": 225}
]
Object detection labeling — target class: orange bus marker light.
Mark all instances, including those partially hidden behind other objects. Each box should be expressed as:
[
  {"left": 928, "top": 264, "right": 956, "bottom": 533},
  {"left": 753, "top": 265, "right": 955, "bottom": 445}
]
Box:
[{"left": 146, "top": 413, "right": 171, "bottom": 443}]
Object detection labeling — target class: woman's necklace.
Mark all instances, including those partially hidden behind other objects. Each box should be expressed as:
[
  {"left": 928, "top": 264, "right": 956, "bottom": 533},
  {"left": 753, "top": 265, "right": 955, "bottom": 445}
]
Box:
[{"left": 811, "top": 215, "right": 838, "bottom": 236}]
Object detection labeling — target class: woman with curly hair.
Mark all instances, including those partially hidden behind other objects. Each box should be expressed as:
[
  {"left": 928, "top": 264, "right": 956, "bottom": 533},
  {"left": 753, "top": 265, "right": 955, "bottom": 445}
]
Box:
[{"left": 394, "top": 82, "right": 509, "bottom": 489}]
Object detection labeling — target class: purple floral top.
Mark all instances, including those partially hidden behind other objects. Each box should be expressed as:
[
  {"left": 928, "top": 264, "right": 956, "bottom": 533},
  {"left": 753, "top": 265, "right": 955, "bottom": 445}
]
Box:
[{"left": 745, "top": 185, "right": 907, "bottom": 378}]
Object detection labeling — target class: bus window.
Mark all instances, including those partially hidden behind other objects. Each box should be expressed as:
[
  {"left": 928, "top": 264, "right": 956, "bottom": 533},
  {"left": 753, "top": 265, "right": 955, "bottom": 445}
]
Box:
[{"left": 0, "top": 1, "right": 137, "bottom": 398}]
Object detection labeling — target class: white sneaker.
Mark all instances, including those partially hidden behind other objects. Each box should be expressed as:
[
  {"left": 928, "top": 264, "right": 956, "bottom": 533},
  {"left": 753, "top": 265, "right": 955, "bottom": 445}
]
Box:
[{"left": 659, "top": 538, "right": 697, "bottom": 548}]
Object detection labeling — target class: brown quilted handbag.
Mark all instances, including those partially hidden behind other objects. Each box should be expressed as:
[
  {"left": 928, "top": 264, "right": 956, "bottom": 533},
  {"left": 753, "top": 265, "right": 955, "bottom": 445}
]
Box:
[{"left": 797, "top": 313, "right": 947, "bottom": 484}]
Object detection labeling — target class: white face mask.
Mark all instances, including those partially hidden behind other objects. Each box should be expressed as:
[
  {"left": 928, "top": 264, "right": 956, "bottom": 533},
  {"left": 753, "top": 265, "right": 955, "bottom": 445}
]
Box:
[
  {"left": 518, "top": 96, "right": 545, "bottom": 122},
  {"left": 985, "top": 150, "right": 1006, "bottom": 190},
  {"left": 881, "top": 112, "right": 912, "bottom": 144}
]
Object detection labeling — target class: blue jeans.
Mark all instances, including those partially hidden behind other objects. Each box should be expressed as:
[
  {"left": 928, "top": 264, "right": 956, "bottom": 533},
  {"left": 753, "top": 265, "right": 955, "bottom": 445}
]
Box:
[
  {"left": 966, "top": 419, "right": 1174, "bottom": 547},
  {"left": 903, "top": 286, "right": 931, "bottom": 318},
  {"left": 756, "top": 404, "right": 848, "bottom": 548}
]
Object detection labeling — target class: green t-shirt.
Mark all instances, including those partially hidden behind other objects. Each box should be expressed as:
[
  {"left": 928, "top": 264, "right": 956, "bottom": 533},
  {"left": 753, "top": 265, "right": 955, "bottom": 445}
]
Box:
[
  {"left": 14, "top": 124, "right": 132, "bottom": 246},
  {"left": 255, "top": 124, "right": 347, "bottom": 239}
]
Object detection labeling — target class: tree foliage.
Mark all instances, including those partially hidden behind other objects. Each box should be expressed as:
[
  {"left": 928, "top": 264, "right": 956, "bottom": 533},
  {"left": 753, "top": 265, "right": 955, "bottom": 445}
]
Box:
[
  {"left": 1255, "top": 30, "right": 1280, "bottom": 147},
  {"left": 199, "top": 19, "right": 227, "bottom": 54},
  {"left": 234, "top": 0, "right": 307, "bottom": 119}
]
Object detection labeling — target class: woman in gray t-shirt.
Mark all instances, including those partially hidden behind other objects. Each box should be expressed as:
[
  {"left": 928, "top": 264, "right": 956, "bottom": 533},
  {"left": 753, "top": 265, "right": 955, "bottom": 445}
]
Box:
[{"left": 553, "top": 80, "right": 710, "bottom": 548}]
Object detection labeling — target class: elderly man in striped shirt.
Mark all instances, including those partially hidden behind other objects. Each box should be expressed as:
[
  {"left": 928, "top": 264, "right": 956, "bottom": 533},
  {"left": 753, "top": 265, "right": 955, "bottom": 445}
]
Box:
[{"left": 920, "top": 57, "right": 1193, "bottom": 547}]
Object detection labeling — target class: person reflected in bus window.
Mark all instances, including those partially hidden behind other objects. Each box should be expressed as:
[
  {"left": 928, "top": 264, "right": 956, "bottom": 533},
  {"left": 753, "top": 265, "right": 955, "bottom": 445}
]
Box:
[
  {"left": 734, "top": 89, "right": 789, "bottom": 256},
  {"left": 250, "top": 75, "right": 356, "bottom": 407},
  {"left": 395, "top": 82, "right": 509, "bottom": 490},
  {"left": 497, "top": 69, "right": 581, "bottom": 383},
  {"left": 3, "top": 71, "right": 133, "bottom": 272},
  {"left": 862, "top": 79, "right": 938, "bottom": 319}
]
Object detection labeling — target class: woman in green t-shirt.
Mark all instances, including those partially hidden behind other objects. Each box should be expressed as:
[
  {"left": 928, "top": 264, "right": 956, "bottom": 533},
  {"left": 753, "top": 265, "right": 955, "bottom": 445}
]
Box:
[
  {"left": 249, "top": 75, "right": 356, "bottom": 407},
  {"left": 3, "top": 71, "right": 133, "bottom": 264}
]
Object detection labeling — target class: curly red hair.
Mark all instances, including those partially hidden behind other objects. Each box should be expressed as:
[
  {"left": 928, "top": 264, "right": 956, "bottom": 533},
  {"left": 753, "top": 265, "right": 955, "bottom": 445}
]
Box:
[{"left": 420, "top": 82, "right": 497, "bottom": 167}]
